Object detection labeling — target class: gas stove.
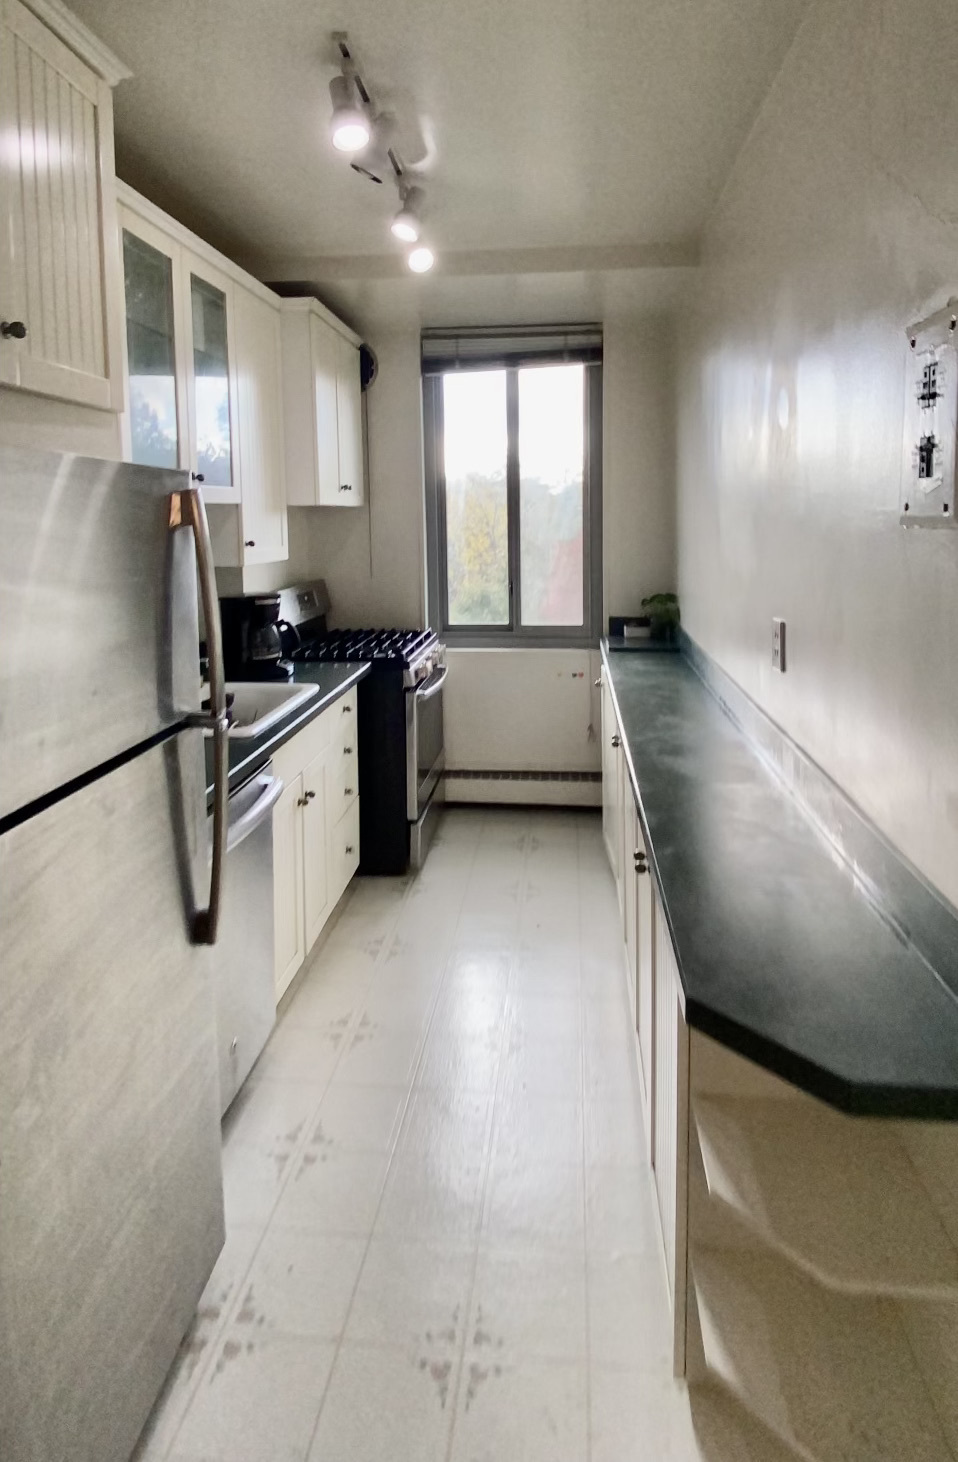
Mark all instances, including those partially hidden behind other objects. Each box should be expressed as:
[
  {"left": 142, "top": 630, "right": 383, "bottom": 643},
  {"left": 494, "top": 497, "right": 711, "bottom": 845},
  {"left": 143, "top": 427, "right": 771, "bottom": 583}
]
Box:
[
  {"left": 294, "top": 627, "right": 439, "bottom": 675},
  {"left": 275, "top": 583, "right": 447, "bottom": 872}
]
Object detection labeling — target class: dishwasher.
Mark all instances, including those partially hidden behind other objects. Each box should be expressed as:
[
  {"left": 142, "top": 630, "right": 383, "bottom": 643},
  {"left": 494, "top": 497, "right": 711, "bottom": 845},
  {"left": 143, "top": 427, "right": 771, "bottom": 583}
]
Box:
[{"left": 209, "top": 763, "right": 283, "bottom": 1115}]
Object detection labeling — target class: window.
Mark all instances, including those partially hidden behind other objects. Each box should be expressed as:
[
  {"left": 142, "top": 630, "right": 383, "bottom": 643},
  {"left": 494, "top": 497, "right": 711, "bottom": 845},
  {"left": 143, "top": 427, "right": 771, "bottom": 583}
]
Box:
[{"left": 423, "top": 329, "right": 602, "bottom": 644}]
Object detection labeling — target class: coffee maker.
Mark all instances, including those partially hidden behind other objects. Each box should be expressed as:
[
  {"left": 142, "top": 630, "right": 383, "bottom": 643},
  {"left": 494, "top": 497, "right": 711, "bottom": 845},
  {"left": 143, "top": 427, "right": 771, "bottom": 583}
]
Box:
[{"left": 219, "top": 593, "right": 295, "bottom": 680}]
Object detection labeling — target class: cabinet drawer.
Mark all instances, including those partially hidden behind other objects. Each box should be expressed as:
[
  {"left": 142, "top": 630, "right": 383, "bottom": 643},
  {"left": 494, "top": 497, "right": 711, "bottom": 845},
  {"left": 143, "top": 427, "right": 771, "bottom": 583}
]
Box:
[
  {"left": 328, "top": 798, "right": 360, "bottom": 905},
  {"left": 270, "top": 708, "right": 331, "bottom": 786},
  {"left": 329, "top": 687, "right": 357, "bottom": 748},
  {"left": 327, "top": 754, "right": 359, "bottom": 821}
]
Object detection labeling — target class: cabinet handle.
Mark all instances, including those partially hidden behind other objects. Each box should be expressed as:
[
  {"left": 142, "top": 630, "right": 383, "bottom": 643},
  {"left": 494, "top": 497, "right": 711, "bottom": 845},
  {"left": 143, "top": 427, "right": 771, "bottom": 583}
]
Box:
[
  {"left": 305, "top": 789, "right": 316, "bottom": 800},
  {"left": 345, "top": 844, "right": 354, "bottom": 854},
  {"left": 297, "top": 795, "right": 309, "bottom": 807},
  {"left": 342, "top": 704, "right": 352, "bottom": 714},
  {"left": 594, "top": 677, "right": 602, "bottom": 688},
  {"left": 244, "top": 539, "right": 255, "bottom": 547},
  {"left": 1, "top": 320, "right": 27, "bottom": 339},
  {"left": 343, "top": 746, "right": 353, "bottom": 754},
  {"left": 191, "top": 472, "right": 205, "bottom": 483},
  {"left": 345, "top": 787, "right": 354, "bottom": 796},
  {"left": 611, "top": 735, "right": 621, "bottom": 747}
]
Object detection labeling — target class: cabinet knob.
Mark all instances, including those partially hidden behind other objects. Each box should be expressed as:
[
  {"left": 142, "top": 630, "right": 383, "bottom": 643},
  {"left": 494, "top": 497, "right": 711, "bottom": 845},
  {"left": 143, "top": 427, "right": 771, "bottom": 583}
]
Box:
[
  {"left": 191, "top": 471, "right": 205, "bottom": 483},
  {"left": 594, "top": 678, "right": 602, "bottom": 688},
  {"left": 1, "top": 320, "right": 27, "bottom": 339},
  {"left": 345, "top": 845, "right": 354, "bottom": 854},
  {"left": 343, "top": 746, "right": 353, "bottom": 754},
  {"left": 305, "top": 789, "right": 316, "bottom": 800},
  {"left": 342, "top": 704, "right": 352, "bottom": 714},
  {"left": 244, "top": 539, "right": 255, "bottom": 547},
  {"left": 345, "top": 787, "right": 354, "bottom": 796},
  {"left": 297, "top": 795, "right": 309, "bottom": 807},
  {"left": 611, "top": 734, "right": 621, "bottom": 748}
]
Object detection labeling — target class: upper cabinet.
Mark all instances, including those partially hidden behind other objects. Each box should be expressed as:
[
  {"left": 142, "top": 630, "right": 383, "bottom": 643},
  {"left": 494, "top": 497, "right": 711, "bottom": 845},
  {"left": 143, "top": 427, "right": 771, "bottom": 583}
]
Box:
[
  {"left": 117, "top": 185, "right": 288, "bottom": 566},
  {"left": 281, "top": 298, "right": 365, "bottom": 508},
  {"left": 0, "top": 0, "right": 127, "bottom": 410}
]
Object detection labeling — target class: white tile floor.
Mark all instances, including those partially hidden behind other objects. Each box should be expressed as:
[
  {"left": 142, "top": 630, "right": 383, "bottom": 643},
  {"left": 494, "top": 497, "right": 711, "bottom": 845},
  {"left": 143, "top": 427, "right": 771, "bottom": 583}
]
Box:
[{"left": 133, "top": 807, "right": 705, "bottom": 1462}]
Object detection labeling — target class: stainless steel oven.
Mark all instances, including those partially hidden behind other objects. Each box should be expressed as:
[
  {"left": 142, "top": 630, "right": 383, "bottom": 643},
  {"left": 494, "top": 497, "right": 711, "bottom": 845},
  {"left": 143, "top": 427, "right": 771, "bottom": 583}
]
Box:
[{"left": 405, "top": 644, "right": 447, "bottom": 866}]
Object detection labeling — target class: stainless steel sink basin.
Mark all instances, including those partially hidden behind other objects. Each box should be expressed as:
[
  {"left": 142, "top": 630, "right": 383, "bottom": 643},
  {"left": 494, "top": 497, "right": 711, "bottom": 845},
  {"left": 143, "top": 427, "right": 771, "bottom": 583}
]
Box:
[{"left": 200, "top": 681, "right": 319, "bottom": 739}]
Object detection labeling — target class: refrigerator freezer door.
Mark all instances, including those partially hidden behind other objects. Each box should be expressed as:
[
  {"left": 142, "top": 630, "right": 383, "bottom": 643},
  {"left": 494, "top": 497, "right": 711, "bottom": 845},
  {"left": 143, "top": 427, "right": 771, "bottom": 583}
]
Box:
[
  {"left": 0, "top": 447, "right": 200, "bottom": 822},
  {"left": 0, "top": 732, "right": 224, "bottom": 1462}
]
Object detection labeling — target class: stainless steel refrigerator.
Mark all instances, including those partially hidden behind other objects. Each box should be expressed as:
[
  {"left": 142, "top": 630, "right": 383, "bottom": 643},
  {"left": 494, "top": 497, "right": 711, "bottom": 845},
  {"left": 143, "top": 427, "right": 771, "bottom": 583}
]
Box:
[{"left": 0, "top": 448, "right": 231, "bottom": 1462}]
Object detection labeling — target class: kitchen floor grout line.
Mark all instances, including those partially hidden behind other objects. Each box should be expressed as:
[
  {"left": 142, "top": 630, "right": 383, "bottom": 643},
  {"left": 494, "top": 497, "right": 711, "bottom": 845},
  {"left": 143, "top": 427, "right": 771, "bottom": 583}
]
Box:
[
  {"left": 156, "top": 872, "right": 422, "bottom": 1460},
  {"left": 440, "top": 819, "right": 537, "bottom": 1462},
  {"left": 299, "top": 815, "right": 487, "bottom": 1462}
]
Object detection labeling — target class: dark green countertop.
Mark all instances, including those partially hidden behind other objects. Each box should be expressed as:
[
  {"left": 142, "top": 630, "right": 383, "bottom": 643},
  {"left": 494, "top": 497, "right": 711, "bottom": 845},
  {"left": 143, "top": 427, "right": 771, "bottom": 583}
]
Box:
[
  {"left": 602, "top": 642, "right": 958, "bottom": 1119},
  {"left": 205, "top": 663, "right": 370, "bottom": 803}
]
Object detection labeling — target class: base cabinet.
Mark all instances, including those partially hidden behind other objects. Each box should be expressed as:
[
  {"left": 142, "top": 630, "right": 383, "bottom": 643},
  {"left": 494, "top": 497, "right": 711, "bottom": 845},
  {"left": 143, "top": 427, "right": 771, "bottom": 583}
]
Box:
[
  {"left": 600, "top": 663, "right": 689, "bottom": 1377},
  {"left": 271, "top": 688, "right": 359, "bottom": 1001}
]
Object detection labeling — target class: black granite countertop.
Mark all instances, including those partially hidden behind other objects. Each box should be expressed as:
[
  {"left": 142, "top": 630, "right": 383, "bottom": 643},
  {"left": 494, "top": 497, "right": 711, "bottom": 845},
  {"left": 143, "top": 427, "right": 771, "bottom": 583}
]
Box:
[
  {"left": 205, "top": 663, "right": 370, "bottom": 803},
  {"left": 601, "top": 642, "right": 958, "bottom": 1119}
]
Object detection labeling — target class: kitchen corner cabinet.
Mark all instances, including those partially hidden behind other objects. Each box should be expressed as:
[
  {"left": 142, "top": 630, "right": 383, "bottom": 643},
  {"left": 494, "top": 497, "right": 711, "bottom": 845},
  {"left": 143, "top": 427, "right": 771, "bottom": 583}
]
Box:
[
  {"left": 270, "top": 688, "right": 361, "bottom": 1002},
  {"left": 281, "top": 298, "right": 365, "bottom": 507},
  {"left": 117, "top": 185, "right": 288, "bottom": 567},
  {"left": 0, "top": 0, "right": 126, "bottom": 410}
]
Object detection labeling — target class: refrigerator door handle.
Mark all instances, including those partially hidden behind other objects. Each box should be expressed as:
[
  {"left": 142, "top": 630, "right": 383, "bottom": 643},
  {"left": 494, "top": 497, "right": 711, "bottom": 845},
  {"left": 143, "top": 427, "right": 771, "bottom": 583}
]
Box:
[{"left": 180, "top": 486, "right": 228, "bottom": 945}]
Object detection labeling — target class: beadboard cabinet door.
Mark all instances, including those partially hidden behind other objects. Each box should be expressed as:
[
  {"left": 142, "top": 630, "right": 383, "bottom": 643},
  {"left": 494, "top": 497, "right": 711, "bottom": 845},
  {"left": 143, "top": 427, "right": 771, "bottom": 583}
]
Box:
[
  {"left": 273, "top": 774, "right": 305, "bottom": 1001},
  {"left": 0, "top": 0, "right": 123, "bottom": 409}
]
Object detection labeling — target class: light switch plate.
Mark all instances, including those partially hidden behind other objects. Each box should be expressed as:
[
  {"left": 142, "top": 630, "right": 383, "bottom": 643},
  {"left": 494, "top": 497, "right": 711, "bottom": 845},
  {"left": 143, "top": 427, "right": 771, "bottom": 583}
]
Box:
[
  {"left": 901, "top": 301, "right": 958, "bottom": 528},
  {"left": 772, "top": 618, "right": 786, "bottom": 672}
]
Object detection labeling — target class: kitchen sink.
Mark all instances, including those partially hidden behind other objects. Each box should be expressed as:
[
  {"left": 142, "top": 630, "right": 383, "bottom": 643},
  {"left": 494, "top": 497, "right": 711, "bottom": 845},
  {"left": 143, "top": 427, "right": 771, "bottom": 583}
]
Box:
[{"left": 200, "top": 681, "right": 319, "bottom": 739}]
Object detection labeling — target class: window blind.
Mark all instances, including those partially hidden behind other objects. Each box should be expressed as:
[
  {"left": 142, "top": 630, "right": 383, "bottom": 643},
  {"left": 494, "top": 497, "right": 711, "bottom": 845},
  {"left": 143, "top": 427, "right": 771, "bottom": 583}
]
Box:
[{"left": 421, "top": 323, "right": 603, "bottom": 376}]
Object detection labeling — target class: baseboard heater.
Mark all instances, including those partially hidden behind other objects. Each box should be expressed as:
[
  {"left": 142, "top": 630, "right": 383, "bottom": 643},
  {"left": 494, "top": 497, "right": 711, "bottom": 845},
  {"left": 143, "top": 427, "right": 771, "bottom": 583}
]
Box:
[{"left": 443, "top": 769, "right": 601, "bottom": 806}]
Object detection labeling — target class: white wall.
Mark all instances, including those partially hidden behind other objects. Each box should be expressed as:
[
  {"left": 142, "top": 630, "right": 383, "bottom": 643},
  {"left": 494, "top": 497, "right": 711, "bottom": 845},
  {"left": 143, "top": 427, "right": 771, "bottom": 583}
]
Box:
[
  {"left": 603, "top": 316, "right": 677, "bottom": 618},
  {"left": 676, "top": 0, "right": 958, "bottom": 906}
]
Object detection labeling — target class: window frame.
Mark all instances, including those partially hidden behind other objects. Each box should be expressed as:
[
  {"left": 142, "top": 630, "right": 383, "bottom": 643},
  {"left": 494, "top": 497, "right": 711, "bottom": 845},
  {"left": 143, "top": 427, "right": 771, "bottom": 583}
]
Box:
[{"left": 423, "top": 358, "right": 603, "bottom": 648}]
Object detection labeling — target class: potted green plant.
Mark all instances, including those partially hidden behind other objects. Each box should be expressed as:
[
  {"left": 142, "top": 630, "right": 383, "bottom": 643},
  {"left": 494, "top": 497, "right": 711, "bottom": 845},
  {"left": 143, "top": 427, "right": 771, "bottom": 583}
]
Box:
[{"left": 640, "top": 592, "right": 680, "bottom": 644}]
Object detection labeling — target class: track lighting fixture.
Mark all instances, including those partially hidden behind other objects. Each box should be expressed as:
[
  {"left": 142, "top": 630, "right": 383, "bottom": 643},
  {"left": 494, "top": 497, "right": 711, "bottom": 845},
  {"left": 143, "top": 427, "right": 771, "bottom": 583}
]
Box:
[
  {"left": 329, "top": 70, "right": 370, "bottom": 153},
  {"left": 391, "top": 186, "right": 425, "bottom": 243},
  {"left": 407, "top": 245, "right": 435, "bottom": 273},
  {"left": 328, "top": 35, "right": 439, "bottom": 273}
]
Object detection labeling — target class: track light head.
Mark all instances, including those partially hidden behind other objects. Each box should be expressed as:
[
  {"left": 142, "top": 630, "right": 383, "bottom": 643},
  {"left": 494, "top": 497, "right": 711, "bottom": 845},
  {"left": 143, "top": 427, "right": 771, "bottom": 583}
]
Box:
[
  {"left": 329, "top": 72, "right": 370, "bottom": 153},
  {"left": 407, "top": 244, "right": 435, "bottom": 273},
  {"left": 391, "top": 185, "right": 425, "bottom": 243}
]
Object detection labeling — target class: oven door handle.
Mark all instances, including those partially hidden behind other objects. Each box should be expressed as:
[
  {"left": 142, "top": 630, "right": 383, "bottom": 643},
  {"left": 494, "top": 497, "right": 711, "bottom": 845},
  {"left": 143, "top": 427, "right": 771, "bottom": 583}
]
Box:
[{"left": 415, "top": 665, "right": 449, "bottom": 701}]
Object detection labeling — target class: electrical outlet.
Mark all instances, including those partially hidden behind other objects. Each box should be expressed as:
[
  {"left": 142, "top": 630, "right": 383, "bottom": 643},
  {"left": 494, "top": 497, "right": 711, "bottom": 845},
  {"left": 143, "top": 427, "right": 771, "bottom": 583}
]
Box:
[
  {"left": 901, "top": 301, "right": 958, "bottom": 527},
  {"left": 772, "top": 618, "right": 786, "bottom": 673}
]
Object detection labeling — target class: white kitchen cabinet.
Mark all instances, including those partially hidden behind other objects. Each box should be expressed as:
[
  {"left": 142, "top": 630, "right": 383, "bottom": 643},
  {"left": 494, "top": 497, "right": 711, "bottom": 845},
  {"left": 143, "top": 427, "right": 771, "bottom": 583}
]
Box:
[
  {"left": 273, "top": 774, "right": 306, "bottom": 999},
  {"left": 302, "top": 747, "right": 330, "bottom": 950},
  {"left": 271, "top": 687, "right": 360, "bottom": 1001},
  {"left": 652, "top": 892, "right": 689, "bottom": 1328},
  {"left": 117, "top": 184, "right": 289, "bottom": 569},
  {"left": 334, "top": 328, "right": 364, "bottom": 505},
  {"left": 281, "top": 297, "right": 365, "bottom": 507},
  {"left": 635, "top": 812, "right": 655, "bottom": 1155},
  {"left": 231, "top": 283, "right": 288, "bottom": 563},
  {"left": 0, "top": 0, "right": 126, "bottom": 410},
  {"left": 600, "top": 676, "right": 621, "bottom": 880}
]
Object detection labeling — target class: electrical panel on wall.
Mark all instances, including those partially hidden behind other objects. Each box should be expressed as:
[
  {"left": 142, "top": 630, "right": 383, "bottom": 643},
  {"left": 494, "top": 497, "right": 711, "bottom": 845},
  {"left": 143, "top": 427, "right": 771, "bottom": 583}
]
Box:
[{"left": 901, "top": 300, "right": 958, "bottom": 528}]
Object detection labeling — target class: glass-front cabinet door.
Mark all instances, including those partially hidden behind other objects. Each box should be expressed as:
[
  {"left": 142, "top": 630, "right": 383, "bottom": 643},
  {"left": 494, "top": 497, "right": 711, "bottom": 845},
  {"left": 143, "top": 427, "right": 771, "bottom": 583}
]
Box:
[
  {"left": 188, "top": 264, "right": 238, "bottom": 497},
  {"left": 121, "top": 229, "right": 180, "bottom": 469}
]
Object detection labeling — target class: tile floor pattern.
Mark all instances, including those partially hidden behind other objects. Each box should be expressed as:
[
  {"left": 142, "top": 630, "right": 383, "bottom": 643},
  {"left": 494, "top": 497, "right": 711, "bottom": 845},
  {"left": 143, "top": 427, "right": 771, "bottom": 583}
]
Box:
[{"left": 133, "top": 808, "right": 704, "bottom": 1462}]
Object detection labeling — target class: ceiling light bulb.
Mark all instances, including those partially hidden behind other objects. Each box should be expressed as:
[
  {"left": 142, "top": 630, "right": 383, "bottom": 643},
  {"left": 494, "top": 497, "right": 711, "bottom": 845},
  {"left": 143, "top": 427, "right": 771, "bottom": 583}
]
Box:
[
  {"left": 329, "top": 74, "right": 370, "bottom": 153},
  {"left": 391, "top": 186, "right": 425, "bottom": 243},
  {"left": 407, "top": 245, "right": 435, "bottom": 273}
]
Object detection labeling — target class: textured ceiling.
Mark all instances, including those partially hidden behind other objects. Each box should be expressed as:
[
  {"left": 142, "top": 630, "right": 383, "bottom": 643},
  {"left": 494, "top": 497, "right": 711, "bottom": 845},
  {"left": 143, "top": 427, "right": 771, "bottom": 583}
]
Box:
[{"left": 69, "top": 0, "right": 811, "bottom": 323}]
